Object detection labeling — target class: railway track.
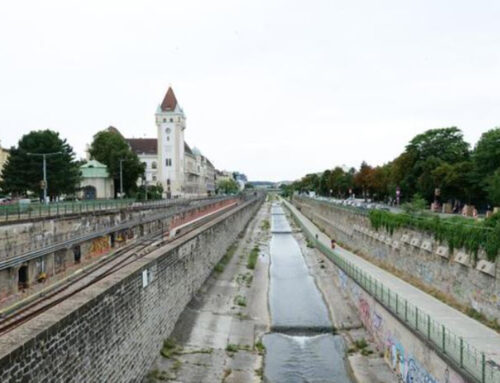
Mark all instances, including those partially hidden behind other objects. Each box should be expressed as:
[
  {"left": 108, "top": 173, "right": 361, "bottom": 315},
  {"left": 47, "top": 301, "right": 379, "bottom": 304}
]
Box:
[{"left": 0, "top": 199, "right": 241, "bottom": 336}]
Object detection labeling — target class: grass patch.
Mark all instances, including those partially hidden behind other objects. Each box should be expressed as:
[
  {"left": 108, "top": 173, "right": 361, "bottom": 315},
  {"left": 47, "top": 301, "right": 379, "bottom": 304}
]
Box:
[
  {"left": 260, "top": 219, "right": 270, "bottom": 231},
  {"left": 348, "top": 338, "right": 373, "bottom": 356},
  {"left": 306, "top": 237, "right": 315, "bottom": 248},
  {"left": 247, "top": 245, "right": 260, "bottom": 269},
  {"left": 146, "top": 369, "right": 171, "bottom": 382},
  {"left": 181, "top": 348, "right": 213, "bottom": 355},
  {"left": 170, "top": 359, "right": 182, "bottom": 373},
  {"left": 255, "top": 340, "right": 266, "bottom": 355},
  {"left": 226, "top": 344, "right": 238, "bottom": 353},
  {"left": 215, "top": 243, "right": 238, "bottom": 273},
  {"left": 354, "top": 338, "right": 368, "bottom": 349},
  {"left": 236, "top": 312, "right": 250, "bottom": 320},
  {"left": 236, "top": 272, "right": 253, "bottom": 287},
  {"left": 226, "top": 343, "right": 252, "bottom": 355},
  {"left": 234, "top": 295, "right": 247, "bottom": 307},
  {"left": 160, "top": 338, "right": 183, "bottom": 359}
]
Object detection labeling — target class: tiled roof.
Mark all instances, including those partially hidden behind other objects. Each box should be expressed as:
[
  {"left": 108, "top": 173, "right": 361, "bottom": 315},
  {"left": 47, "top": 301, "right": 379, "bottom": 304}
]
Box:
[
  {"left": 160, "top": 87, "right": 178, "bottom": 112},
  {"left": 184, "top": 142, "right": 193, "bottom": 155},
  {"left": 126, "top": 138, "right": 157, "bottom": 155}
]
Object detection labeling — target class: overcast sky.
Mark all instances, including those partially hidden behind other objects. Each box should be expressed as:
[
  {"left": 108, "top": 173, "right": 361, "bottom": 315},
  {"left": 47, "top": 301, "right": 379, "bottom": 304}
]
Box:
[{"left": 1, "top": 1, "right": 499, "bottom": 181}]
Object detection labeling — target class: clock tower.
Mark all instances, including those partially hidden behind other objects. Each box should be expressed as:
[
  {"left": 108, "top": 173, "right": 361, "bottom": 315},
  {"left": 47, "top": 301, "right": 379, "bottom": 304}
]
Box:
[{"left": 155, "top": 87, "right": 186, "bottom": 197}]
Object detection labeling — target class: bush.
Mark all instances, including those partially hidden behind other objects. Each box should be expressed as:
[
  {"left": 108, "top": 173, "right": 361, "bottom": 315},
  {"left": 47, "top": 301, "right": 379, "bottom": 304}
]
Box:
[{"left": 369, "top": 209, "right": 500, "bottom": 261}]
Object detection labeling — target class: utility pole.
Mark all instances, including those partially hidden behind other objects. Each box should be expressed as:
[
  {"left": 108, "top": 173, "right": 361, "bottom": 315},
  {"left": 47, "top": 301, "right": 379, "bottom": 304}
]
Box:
[
  {"left": 119, "top": 159, "right": 124, "bottom": 199},
  {"left": 27, "top": 152, "right": 62, "bottom": 204}
]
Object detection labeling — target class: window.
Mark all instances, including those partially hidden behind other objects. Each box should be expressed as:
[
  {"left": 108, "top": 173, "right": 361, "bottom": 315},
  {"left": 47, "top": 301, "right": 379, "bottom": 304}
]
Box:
[
  {"left": 166, "top": 158, "right": 172, "bottom": 166},
  {"left": 142, "top": 162, "right": 147, "bottom": 169},
  {"left": 163, "top": 118, "right": 166, "bottom": 123},
  {"left": 166, "top": 136, "right": 170, "bottom": 141},
  {"left": 152, "top": 161, "right": 157, "bottom": 169},
  {"left": 152, "top": 176, "right": 157, "bottom": 181},
  {"left": 169, "top": 118, "right": 173, "bottom": 122}
]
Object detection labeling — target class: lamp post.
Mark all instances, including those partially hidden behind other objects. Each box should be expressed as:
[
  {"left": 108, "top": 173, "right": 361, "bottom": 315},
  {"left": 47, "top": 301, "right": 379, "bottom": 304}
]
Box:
[
  {"left": 27, "top": 152, "right": 62, "bottom": 204},
  {"left": 119, "top": 159, "right": 124, "bottom": 199}
]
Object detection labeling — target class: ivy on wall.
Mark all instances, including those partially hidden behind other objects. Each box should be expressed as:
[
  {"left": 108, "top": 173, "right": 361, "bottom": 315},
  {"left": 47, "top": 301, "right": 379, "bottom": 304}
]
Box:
[{"left": 369, "top": 210, "right": 500, "bottom": 261}]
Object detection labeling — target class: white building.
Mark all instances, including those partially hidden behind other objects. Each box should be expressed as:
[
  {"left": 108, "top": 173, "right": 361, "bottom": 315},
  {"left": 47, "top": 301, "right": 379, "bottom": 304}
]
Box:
[
  {"left": 79, "top": 160, "right": 114, "bottom": 199},
  {"left": 125, "top": 87, "right": 216, "bottom": 197}
]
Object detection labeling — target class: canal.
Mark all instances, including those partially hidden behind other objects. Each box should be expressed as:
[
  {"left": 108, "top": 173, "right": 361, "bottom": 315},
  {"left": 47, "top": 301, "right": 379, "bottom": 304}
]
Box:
[{"left": 263, "top": 203, "right": 352, "bottom": 383}]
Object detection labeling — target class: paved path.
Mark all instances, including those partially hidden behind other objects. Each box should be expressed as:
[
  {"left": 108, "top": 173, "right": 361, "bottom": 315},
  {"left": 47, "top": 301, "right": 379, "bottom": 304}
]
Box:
[{"left": 282, "top": 198, "right": 500, "bottom": 365}]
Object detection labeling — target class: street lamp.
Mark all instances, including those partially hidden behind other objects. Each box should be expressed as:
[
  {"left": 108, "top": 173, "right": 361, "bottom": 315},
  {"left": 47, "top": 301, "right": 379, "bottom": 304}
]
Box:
[
  {"left": 119, "top": 158, "right": 124, "bottom": 199},
  {"left": 27, "top": 151, "right": 62, "bottom": 204}
]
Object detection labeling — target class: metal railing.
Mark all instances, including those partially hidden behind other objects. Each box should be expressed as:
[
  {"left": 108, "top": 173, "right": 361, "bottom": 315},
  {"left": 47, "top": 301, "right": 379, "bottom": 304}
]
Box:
[
  {"left": 284, "top": 201, "right": 500, "bottom": 383},
  {"left": 0, "top": 196, "right": 234, "bottom": 264},
  {"left": 0, "top": 196, "right": 229, "bottom": 222}
]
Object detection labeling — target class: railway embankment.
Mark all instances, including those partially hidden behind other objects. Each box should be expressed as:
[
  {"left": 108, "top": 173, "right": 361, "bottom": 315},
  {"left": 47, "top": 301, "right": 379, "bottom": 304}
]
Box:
[{"left": 0, "top": 196, "right": 263, "bottom": 382}]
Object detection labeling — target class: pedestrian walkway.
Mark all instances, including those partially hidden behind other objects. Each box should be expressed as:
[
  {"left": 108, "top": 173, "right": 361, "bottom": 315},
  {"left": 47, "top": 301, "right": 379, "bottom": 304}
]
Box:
[{"left": 282, "top": 198, "right": 500, "bottom": 383}]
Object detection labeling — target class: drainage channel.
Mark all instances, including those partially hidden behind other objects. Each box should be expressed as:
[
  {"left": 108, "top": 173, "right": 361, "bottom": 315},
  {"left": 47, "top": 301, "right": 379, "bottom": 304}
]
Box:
[{"left": 263, "top": 203, "right": 352, "bottom": 383}]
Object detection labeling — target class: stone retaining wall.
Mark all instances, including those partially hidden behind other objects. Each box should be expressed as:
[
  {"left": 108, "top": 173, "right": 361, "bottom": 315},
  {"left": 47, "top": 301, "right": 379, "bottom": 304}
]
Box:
[
  {"left": 293, "top": 196, "right": 500, "bottom": 323},
  {"left": 0, "top": 197, "right": 262, "bottom": 382}
]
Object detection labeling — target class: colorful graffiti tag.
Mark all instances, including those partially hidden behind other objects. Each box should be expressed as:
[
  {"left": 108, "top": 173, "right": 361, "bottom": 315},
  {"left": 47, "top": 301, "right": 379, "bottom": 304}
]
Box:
[
  {"left": 405, "top": 357, "right": 438, "bottom": 383},
  {"left": 90, "top": 236, "right": 110, "bottom": 256}
]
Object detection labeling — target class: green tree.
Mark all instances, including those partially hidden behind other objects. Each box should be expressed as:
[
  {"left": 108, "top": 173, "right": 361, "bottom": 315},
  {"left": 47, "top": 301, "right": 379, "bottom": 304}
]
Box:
[
  {"left": 89, "top": 129, "right": 145, "bottom": 197},
  {"left": 431, "top": 161, "right": 473, "bottom": 203},
  {"left": 401, "top": 127, "right": 470, "bottom": 201},
  {"left": 354, "top": 161, "right": 374, "bottom": 200},
  {"left": 473, "top": 128, "right": 500, "bottom": 179},
  {"left": 486, "top": 169, "right": 500, "bottom": 207},
  {"left": 471, "top": 128, "right": 500, "bottom": 204},
  {"left": 217, "top": 178, "right": 239, "bottom": 194},
  {"left": 0, "top": 130, "right": 80, "bottom": 199},
  {"left": 297, "top": 173, "right": 320, "bottom": 194},
  {"left": 370, "top": 164, "right": 393, "bottom": 201},
  {"left": 136, "top": 183, "right": 164, "bottom": 201},
  {"left": 319, "top": 170, "right": 331, "bottom": 196}
]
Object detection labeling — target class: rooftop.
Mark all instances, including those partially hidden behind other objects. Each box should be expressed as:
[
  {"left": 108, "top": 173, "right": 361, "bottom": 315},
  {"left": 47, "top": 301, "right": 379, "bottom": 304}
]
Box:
[
  {"left": 126, "top": 138, "right": 157, "bottom": 155},
  {"left": 160, "top": 87, "right": 178, "bottom": 112}
]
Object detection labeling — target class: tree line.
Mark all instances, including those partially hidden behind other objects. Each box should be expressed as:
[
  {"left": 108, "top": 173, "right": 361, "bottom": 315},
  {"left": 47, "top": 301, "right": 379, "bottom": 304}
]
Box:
[
  {"left": 283, "top": 127, "right": 500, "bottom": 209},
  {"left": 0, "top": 129, "right": 145, "bottom": 200},
  {"left": 1, "top": 128, "right": 241, "bottom": 200}
]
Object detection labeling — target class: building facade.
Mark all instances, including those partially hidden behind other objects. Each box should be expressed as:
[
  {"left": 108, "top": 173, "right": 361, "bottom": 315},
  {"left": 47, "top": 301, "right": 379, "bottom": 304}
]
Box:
[
  {"left": 126, "top": 87, "right": 216, "bottom": 197},
  {"left": 79, "top": 160, "right": 114, "bottom": 199}
]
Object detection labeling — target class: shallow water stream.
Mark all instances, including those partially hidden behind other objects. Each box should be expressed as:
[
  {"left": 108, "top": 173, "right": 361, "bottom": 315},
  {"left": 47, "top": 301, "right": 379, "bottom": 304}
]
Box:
[{"left": 263, "top": 204, "right": 352, "bottom": 383}]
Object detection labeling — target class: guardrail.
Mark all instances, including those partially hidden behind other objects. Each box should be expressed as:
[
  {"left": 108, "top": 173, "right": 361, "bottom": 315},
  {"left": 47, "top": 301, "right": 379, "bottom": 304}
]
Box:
[
  {"left": 284, "top": 201, "right": 500, "bottom": 383},
  {"left": 0, "top": 196, "right": 235, "bottom": 267},
  {"left": 0, "top": 196, "right": 234, "bottom": 222}
]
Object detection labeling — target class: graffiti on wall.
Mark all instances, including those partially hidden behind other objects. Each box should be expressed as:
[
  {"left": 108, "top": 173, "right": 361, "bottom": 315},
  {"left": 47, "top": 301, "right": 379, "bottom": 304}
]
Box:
[
  {"left": 405, "top": 357, "right": 438, "bottom": 383},
  {"left": 338, "top": 268, "right": 464, "bottom": 383},
  {"left": 90, "top": 236, "right": 110, "bottom": 256}
]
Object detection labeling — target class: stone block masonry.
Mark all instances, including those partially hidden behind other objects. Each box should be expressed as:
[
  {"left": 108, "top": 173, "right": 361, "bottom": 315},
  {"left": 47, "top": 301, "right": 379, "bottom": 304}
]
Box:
[
  {"left": 293, "top": 196, "right": 500, "bottom": 324},
  {"left": 0, "top": 196, "right": 263, "bottom": 382}
]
